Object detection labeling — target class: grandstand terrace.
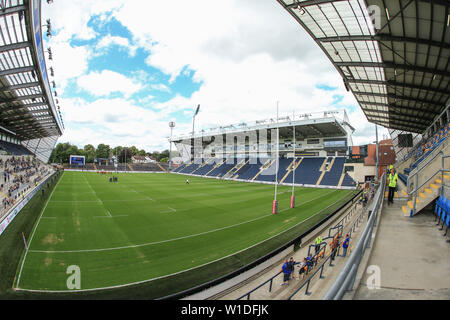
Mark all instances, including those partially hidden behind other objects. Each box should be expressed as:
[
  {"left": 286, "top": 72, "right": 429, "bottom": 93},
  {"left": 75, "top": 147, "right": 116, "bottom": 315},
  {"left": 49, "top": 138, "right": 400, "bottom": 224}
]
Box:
[{"left": 170, "top": 110, "right": 358, "bottom": 189}]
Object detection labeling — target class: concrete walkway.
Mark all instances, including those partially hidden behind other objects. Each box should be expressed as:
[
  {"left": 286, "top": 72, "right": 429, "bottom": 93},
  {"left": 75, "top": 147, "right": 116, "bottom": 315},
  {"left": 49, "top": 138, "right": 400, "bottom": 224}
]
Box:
[{"left": 353, "top": 200, "right": 450, "bottom": 300}]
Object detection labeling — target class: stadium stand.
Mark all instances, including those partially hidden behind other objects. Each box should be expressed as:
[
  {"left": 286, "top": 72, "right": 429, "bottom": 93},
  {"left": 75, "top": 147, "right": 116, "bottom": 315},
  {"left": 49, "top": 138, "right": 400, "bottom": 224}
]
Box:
[
  {"left": 292, "top": 157, "right": 326, "bottom": 185},
  {"left": 1, "top": 155, "right": 53, "bottom": 218},
  {"left": 320, "top": 157, "right": 346, "bottom": 187},
  {"left": 341, "top": 173, "right": 357, "bottom": 187},
  {"left": 62, "top": 162, "right": 166, "bottom": 172},
  {"left": 404, "top": 123, "right": 449, "bottom": 176},
  {"left": 174, "top": 156, "right": 357, "bottom": 188},
  {"left": 131, "top": 163, "right": 166, "bottom": 172},
  {"left": 0, "top": 141, "right": 33, "bottom": 156},
  {"left": 236, "top": 158, "right": 269, "bottom": 181},
  {"left": 255, "top": 157, "right": 292, "bottom": 183}
]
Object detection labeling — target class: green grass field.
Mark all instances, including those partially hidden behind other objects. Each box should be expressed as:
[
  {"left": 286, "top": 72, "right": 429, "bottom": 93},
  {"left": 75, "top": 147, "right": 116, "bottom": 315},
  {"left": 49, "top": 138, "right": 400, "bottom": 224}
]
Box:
[{"left": 14, "top": 171, "right": 355, "bottom": 293}]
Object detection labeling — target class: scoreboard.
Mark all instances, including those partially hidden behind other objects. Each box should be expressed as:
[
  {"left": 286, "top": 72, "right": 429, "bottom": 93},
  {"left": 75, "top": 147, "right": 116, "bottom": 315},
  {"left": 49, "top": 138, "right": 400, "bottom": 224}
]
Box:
[{"left": 70, "top": 155, "right": 85, "bottom": 166}]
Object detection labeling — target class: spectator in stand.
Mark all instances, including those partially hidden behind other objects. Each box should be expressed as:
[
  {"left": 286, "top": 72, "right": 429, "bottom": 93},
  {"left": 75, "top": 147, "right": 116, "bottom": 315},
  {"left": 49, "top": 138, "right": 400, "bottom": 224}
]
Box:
[
  {"left": 298, "top": 258, "right": 307, "bottom": 279},
  {"left": 341, "top": 234, "right": 350, "bottom": 257},
  {"left": 287, "top": 257, "right": 295, "bottom": 280},
  {"left": 280, "top": 259, "right": 291, "bottom": 286}
]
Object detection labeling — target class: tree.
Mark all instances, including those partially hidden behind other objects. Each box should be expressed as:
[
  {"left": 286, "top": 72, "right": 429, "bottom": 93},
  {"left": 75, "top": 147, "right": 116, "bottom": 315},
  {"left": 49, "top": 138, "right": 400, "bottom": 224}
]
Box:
[
  {"left": 83, "top": 144, "right": 96, "bottom": 163},
  {"left": 119, "top": 147, "right": 132, "bottom": 163},
  {"left": 49, "top": 142, "right": 82, "bottom": 164},
  {"left": 96, "top": 144, "right": 110, "bottom": 159}
]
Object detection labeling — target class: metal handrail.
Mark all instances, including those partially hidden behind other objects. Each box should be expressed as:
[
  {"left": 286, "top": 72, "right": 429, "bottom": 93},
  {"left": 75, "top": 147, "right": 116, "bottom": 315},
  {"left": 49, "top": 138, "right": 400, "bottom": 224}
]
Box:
[
  {"left": 287, "top": 206, "right": 368, "bottom": 300},
  {"left": 408, "top": 153, "right": 449, "bottom": 215},
  {"left": 408, "top": 150, "right": 444, "bottom": 181},
  {"left": 322, "top": 171, "right": 386, "bottom": 300},
  {"left": 407, "top": 168, "right": 450, "bottom": 196},
  {"left": 236, "top": 198, "right": 361, "bottom": 300}
]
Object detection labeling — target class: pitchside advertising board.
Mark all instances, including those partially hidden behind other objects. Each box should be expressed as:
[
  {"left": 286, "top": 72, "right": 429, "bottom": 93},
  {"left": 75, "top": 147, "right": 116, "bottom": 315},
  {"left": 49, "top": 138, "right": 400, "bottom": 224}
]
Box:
[{"left": 70, "top": 155, "right": 86, "bottom": 166}]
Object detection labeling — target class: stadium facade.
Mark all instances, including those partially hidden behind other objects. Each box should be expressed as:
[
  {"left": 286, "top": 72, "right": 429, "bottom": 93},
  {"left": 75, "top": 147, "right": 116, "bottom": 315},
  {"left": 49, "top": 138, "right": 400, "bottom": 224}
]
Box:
[
  {"left": 170, "top": 110, "right": 358, "bottom": 189},
  {"left": 171, "top": 110, "right": 354, "bottom": 162},
  {"left": 0, "top": 0, "right": 63, "bottom": 163}
]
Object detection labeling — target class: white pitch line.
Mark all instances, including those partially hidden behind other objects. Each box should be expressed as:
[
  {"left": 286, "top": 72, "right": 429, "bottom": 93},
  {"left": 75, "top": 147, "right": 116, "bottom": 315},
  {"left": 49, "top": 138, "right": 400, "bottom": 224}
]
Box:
[
  {"left": 93, "top": 215, "right": 128, "bottom": 219},
  {"left": 26, "top": 190, "right": 337, "bottom": 255},
  {"left": 83, "top": 175, "right": 112, "bottom": 218},
  {"left": 26, "top": 190, "right": 337, "bottom": 253},
  {"left": 16, "top": 171, "right": 64, "bottom": 288}
]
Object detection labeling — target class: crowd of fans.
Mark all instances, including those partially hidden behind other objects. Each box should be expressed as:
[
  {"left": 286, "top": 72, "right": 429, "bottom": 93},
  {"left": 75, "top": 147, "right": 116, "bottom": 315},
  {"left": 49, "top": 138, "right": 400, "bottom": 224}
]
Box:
[{"left": 0, "top": 156, "right": 51, "bottom": 214}]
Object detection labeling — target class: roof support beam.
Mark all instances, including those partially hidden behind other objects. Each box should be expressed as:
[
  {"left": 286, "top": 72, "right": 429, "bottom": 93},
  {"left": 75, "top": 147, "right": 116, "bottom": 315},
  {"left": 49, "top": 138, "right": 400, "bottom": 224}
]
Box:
[
  {"left": 0, "top": 66, "right": 35, "bottom": 77},
  {"left": 0, "top": 41, "right": 31, "bottom": 53},
  {"left": 359, "top": 101, "right": 440, "bottom": 116},
  {"left": 286, "top": 0, "right": 348, "bottom": 9},
  {"left": 354, "top": 92, "right": 444, "bottom": 108},
  {"left": 319, "top": 35, "right": 449, "bottom": 50},
  {"left": 336, "top": 62, "right": 449, "bottom": 78},
  {"left": 0, "top": 82, "right": 40, "bottom": 92},
  {"left": 0, "top": 5, "right": 27, "bottom": 16},
  {"left": 0, "top": 93, "right": 44, "bottom": 104},
  {"left": 347, "top": 78, "right": 449, "bottom": 96}
]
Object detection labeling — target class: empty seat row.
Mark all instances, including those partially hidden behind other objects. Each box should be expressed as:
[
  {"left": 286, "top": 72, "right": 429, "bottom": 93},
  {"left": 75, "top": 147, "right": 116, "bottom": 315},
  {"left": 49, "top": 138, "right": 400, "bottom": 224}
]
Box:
[{"left": 172, "top": 157, "right": 357, "bottom": 187}]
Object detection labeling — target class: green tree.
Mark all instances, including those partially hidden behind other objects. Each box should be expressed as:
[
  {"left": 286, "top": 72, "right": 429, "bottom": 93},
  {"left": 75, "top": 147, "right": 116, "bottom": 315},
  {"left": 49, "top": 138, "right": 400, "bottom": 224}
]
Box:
[
  {"left": 83, "top": 144, "right": 96, "bottom": 163},
  {"left": 96, "top": 144, "right": 110, "bottom": 159},
  {"left": 119, "top": 147, "right": 132, "bottom": 163}
]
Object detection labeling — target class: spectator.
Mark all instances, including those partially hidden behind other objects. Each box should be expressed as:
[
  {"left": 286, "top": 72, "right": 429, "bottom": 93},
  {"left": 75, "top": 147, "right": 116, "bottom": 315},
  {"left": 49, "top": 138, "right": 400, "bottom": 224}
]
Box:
[
  {"left": 287, "top": 257, "right": 295, "bottom": 280},
  {"left": 280, "top": 259, "right": 291, "bottom": 286},
  {"left": 314, "top": 236, "right": 322, "bottom": 254},
  {"left": 341, "top": 234, "right": 350, "bottom": 257},
  {"left": 298, "top": 258, "right": 306, "bottom": 279},
  {"left": 330, "top": 239, "right": 338, "bottom": 261}
]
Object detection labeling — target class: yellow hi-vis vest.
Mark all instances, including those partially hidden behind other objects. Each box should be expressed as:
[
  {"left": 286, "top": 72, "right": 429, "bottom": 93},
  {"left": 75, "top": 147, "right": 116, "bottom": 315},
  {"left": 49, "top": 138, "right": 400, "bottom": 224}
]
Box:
[{"left": 388, "top": 173, "right": 398, "bottom": 188}]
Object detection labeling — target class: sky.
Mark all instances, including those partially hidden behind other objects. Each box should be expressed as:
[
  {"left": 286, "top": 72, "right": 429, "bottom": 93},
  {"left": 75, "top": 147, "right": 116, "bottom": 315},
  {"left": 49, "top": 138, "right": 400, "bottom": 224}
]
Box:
[{"left": 42, "top": 0, "right": 390, "bottom": 153}]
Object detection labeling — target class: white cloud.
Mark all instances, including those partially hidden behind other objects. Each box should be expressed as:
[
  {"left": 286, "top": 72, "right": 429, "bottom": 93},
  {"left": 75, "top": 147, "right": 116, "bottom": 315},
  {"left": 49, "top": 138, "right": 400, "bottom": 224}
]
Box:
[
  {"left": 43, "top": 0, "right": 391, "bottom": 151},
  {"left": 59, "top": 97, "right": 176, "bottom": 151},
  {"left": 77, "top": 70, "right": 143, "bottom": 98},
  {"left": 96, "top": 35, "right": 138, "bottom": 56}
]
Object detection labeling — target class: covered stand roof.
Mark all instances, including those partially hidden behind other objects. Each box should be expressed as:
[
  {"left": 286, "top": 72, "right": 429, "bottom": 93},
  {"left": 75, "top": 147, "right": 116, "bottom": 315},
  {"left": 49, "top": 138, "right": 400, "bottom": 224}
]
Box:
[
  {"left": 277, "top": 0, "right": 450, "bottom": 134},
  {"left": 0, "top": 0, "right": 63, "bottom": 161}
]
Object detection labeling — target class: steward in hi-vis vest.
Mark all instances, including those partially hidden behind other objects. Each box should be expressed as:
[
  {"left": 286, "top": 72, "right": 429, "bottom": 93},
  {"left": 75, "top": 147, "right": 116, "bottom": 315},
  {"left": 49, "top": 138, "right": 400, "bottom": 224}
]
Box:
[{"left": 387, "top": 168, "right": 398, "bottom": 205}]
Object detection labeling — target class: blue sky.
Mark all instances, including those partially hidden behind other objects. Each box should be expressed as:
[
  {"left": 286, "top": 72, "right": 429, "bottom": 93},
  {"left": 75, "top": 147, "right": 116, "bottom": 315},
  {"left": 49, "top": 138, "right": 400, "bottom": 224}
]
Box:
[{"left": 43, "top": 0, "right": 389, "bottom": 152}]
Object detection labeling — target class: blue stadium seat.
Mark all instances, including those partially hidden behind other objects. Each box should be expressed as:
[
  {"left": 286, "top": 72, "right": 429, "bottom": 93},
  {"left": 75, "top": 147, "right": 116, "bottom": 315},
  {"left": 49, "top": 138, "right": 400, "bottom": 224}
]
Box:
[
  {"left": 435, "top": 196, "right": 446, "bottom": 223},
  {"left": 444, "top": 213, "right": 450, "bottom": 237}
]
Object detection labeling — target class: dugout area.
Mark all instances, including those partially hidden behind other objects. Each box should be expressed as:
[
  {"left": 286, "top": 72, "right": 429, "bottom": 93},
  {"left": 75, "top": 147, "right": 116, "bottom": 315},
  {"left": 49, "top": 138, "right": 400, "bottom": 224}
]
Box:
[{"left": 0, "top": 172, "right": 359, "bottom": 299}]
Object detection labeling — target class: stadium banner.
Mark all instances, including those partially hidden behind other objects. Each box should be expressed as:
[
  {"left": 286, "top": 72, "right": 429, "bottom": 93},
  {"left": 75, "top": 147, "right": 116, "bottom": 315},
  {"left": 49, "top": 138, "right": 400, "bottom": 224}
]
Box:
[
  {"left": 30, "top": 0, "right": 63, "bottom": 131},
  {"left": 0, "top": 171, "right": 56, "bottom": 237}
]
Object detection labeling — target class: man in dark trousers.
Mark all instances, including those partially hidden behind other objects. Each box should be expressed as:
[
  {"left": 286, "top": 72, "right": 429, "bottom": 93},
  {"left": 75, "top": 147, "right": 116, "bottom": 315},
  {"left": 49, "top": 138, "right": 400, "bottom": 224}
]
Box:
[{"left": 387, "top": 167, "right": 398, "bottom": 205}]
